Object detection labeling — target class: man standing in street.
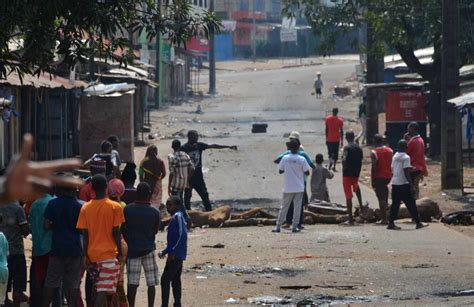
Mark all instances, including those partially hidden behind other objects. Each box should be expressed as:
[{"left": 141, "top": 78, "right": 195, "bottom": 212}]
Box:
[
  {"left": 168, "top": 139, "right": 195, "bottom": 227},
  {"left": 43, "top": 184, "right": 84, "bottom": 307},
  {"left": 371, "top": 134, "right": 393, "bottom": 224},
  {"left": 388, "top": 140, "right": 427, "bottom": 230},
  {"left": 273, "top": 140, "right": 311, "bottom": 233},
  {"left": 182, "top": 130, "right": 237, "bottom": 212},
  {"left": 123, "top": 182, "right": 160, "bottom": 307},
  {"left": 76, "top": 174, "right": 124, "bottom": 307},
  {"left": 342, "top": 131, "right": 364, "bottom": 225},
  {"left": 325, "top": 108, "right": 344, "bottom": 171},
  {"left": 406, "top": 122, "right": 428, "bottom": 199}
]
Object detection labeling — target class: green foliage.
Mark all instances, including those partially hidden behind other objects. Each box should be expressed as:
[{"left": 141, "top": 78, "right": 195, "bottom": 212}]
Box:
[
  {"left": 283, "top": 0, "right": 473, "bottom": 69},
  {"left": 0, "top": 0, "right": 221, "bottom": 79}
]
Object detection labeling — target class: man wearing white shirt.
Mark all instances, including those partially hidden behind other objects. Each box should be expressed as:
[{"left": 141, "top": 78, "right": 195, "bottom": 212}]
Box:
[
  {"left": 273, "top": 140, "right": 311, "bottom": 233},
  {"left": 388, "top": 139, "right": 427, "bottom": 230}
]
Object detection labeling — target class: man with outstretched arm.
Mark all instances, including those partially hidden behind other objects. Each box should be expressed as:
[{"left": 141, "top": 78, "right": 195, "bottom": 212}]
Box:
[{"left": 181, "top": 130, "right": 237, "bottom": 212}]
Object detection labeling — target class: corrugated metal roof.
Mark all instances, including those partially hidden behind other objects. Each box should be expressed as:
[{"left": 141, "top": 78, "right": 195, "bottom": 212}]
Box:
[
  {"left": 448, "top": 92, "right": 474, "bottom": 109},
  {"left": 0, "top": 72, "right": 86, "bottom": 89}
]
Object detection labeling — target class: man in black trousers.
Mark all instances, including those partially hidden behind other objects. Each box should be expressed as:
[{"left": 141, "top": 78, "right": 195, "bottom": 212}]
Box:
[
  {"left": 388, "top": 139, "right": 428, "bottom": 230},
  {"left": 181, "top": 130, "right": 237, "bottom": 211}
]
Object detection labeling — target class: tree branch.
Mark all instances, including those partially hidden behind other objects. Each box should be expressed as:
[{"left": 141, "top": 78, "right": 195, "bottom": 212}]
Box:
[{"left": 394, "top": 44, "right": 435, "bottom": 82}]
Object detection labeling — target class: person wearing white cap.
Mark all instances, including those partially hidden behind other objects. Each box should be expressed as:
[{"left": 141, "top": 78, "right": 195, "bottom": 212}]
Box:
[{"left": 274, "top": 131, "right": 314, "bottom": 229}]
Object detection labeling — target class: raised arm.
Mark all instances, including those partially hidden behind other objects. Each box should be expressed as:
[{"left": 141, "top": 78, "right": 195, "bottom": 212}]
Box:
[{"left": 207, "top": 144, "right": 238, "bottom": 150}]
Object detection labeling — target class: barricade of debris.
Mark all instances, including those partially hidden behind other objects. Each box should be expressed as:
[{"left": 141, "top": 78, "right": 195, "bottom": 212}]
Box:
[{"left": 159, "top": 197, "right": 444, "bottom": 229}]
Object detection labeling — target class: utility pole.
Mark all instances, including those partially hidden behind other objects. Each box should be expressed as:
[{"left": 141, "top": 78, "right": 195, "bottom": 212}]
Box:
[
  {"left": 441, "top": 0, "right": 462, "bottom": 189},
  {"left": 251, "top": 0, "right": 256, "bottom": 63},
  {"left": 208, "top": 0, "right": 216, "bottom": 95},
  {"left": 365, "top": 22, "right": 384, "bottom": 145},
  {"left": 154, "top": 0, "right": 163, "bottom": 109}
]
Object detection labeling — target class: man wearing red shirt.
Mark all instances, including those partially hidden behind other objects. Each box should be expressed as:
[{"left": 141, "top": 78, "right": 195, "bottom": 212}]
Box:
[
  {"left": 406, "top": 122, "right": 428, "bottom": 199},
  {"left": 371, "top": 134, "right": 393, "bottom": 224},
  {"left": 325, "top": 108, "right": 344, "bottom": 171}
]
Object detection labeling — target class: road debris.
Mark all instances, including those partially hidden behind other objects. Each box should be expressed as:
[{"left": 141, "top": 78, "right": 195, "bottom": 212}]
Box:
[
  {"left": 280, "top": 285, "right": 312, "bottom": 290},
  {"left": 225, "top": 298, "right": 239, "bottom": 303},
  {"left": 201, "top": 243, "right": 225, "bottom": 248},
  {"left": 247, "top": 296, "right": 290, "bottom": 304},
  {"left": 252, "top": 123, "right": 268, "bottom": 133},
  {"left": 441, "top": 211, "right": 474, "bottom": 225},
  {"left": 401, "top": 263, "right": 439, "bottom": 269}
]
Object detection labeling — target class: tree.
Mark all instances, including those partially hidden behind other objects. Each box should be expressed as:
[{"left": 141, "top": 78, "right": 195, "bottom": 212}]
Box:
[
  {"left": 0, "top": 0, "right": 220, "bottom": 79},
  {"left": 283, "top": 0, "right": 474, "bottom": 157}
]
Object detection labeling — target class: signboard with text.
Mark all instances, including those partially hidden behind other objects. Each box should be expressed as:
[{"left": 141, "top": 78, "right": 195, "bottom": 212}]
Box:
[{"left": 385, "top": 90, "right": 427, "bottom": 123}]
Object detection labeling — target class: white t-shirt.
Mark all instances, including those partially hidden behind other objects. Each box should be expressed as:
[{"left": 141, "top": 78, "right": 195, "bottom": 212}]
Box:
[
  {"left": 391, "top": 152, "right": 412, "bottom": 185},
  {"left": 278, "top": 153, "right": 311, "bottom": 193}
]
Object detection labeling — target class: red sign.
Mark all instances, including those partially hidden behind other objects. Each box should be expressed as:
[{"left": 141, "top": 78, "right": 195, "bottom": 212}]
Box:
[
  {"left": 385, "top": 90, "right": 427, "bottom": 123},
  {"left": 187, "top": 37, "right": 209, "bottom": 53}
]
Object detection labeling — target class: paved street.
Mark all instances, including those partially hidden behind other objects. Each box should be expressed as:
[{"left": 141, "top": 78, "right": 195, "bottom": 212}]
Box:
[{"left": 138, "top": 59, "right": 474, "bottom": 306}]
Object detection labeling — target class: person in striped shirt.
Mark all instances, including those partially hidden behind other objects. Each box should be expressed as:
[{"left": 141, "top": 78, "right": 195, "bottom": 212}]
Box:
[{"left": 168, "top": 140, "right": 195, "bottom": 228}]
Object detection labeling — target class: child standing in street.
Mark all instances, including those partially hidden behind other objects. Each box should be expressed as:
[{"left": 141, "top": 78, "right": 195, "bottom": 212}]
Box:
[
  {"left": 159, "top": 196, "right": 188, "bottom": 307},
  {"left": 310, "top": 154, "right": 334, "bottom": 202}
]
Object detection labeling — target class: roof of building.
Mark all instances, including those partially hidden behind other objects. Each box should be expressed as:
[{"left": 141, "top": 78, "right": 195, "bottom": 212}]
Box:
[
  {"left": 0, "top": 72, "right": 86, "bottom": 89},
  {"left": 448, "top": 92, "right": 474, "bottom": 109}
]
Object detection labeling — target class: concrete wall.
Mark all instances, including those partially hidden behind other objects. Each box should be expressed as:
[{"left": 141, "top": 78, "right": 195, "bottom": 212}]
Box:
[{"left": 80, "top": 93, "right": 134, "bottom": 163}]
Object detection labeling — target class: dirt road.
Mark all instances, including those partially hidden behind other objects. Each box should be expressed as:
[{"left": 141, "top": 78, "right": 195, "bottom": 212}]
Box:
[{"left": 133, "top": 59, "right": 474, "bottom": 306}]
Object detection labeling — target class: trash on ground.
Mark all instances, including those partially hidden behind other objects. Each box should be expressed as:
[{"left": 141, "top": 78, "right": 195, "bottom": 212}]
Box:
[
  {"left": 252, "top": 123, "right": 268, "bottom": 133},
  {"left": 441, "top": 211, "right": 474, "bottom": 225},
  {"left": 202, "top": 243, "right": 225, "bottom": 248},
  {"left": 196, "top": 275, "right": 208, "bottom": 279},
  {"left": 247, "top": 296, "right": 290, "bottom": 304},
  {"left": 401, "top": 263, "right": 439, "bottom": 269},
  {"left": 280, "top": 285, "right": 312, "bottom": 290},
  {"left": 225, "top": 298, "right": 239, "bottom": 303}
]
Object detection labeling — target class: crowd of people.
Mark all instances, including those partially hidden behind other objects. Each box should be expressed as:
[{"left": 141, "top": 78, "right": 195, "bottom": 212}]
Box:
[
  {"left": 0, "top": 106, "right": 431, "bottom": 306},
  {"left": 0, "top": 131, "right": 237, "bottom": 307},
  {"left": 273, "top": 109, "right": 429, "bottom": 232}
]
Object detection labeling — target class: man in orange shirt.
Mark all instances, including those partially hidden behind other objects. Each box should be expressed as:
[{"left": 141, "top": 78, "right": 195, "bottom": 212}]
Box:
[
  {"left": 406, "top": 122, "right": 428, "bottom": 199},
  {"left": 371, "top": 134, "right": 393, "bottom": 224},
  {"left": 77, "top": 174, "right": 124, "bottom": 307},
  {"left": 325, "top": 108, "right": 344, "bottom": 171}
]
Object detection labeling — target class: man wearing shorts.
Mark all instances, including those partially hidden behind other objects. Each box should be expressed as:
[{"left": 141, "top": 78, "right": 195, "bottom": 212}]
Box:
[
  {"left": 370, "top": 134, "right": 393, "bottom": 224},
  {"left": 325, "top": 108, "right": 344, "bottom": 171},
  {"left": 342, "top": 131, "right": 363, "bottom": 225},
  {"left": 77, "top": 174, "right": 124, "bottom": 307},
  {"left": 43, "top": 184, "right": 84, "bottom": 306},
  {"left": 123, "top": 182, "right": 161, "bottom": 307}
]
